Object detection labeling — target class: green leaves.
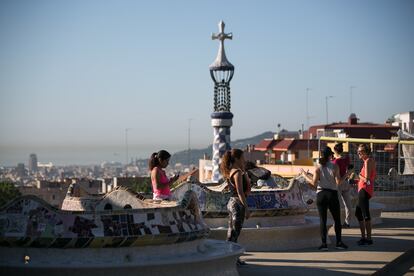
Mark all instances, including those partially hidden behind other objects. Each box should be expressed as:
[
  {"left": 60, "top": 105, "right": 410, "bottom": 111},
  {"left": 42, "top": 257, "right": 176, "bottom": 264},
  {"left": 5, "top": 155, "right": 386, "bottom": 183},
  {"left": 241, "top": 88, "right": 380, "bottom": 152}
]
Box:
[
  {"left": 129, "top": 178, "right": 152, "bottom": 194},
  {"left": 0, "top": 182, "right": 21, "bottom": 207}
]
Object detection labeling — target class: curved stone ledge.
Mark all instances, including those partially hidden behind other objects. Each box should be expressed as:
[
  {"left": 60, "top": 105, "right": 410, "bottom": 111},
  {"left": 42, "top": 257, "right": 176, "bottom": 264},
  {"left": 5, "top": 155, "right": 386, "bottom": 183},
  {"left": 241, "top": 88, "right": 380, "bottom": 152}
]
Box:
[
  {"left": 205, "top": 214, "right": 307, "bottom": 229},
  {"left": 371, "top": 194, "right": 414, "bottom": 211},
  {"left": 0, "top": 239, "right": 243, "bottom": 276},
  {"left": 208, "top": 217, "right": 321, "bottom": 252}
]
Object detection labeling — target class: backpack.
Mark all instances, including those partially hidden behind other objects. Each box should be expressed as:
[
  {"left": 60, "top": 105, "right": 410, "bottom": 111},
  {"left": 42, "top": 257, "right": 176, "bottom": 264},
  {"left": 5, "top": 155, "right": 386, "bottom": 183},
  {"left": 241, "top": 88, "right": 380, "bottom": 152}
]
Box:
[{"left": 247, "top": 167, "right": 271, "bottom": 183}]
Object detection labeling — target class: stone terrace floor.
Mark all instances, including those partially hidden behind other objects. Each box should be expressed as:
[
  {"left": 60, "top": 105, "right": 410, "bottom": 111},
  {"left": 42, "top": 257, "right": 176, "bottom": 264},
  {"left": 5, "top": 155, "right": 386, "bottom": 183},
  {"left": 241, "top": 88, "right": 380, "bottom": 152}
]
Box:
[{"left": 238, "top": 211, "right": 414, "bottom": 275}]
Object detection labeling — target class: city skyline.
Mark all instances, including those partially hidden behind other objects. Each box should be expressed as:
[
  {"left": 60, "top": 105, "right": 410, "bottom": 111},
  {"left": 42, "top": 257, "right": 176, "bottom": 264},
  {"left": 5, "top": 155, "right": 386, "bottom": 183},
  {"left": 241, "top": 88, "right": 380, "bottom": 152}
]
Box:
[{"left": 1, "top": 0, "right": 413, "bottom": 166}]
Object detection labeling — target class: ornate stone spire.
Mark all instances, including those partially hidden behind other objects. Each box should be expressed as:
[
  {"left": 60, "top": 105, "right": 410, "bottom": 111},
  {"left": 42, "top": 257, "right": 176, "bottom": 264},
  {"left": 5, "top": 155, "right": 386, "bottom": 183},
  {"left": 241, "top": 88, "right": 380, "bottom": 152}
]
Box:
[
  {"left": 209, "top": 21, "right": 235, "bottom": 182},
  {"left": 209, "top": 21, "right": 234, "bottom": 71}
]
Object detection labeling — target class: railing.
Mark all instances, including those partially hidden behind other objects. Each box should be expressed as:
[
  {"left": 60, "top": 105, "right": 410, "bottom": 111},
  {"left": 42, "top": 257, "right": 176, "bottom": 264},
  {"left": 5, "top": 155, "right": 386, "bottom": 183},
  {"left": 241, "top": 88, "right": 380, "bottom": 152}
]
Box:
[
  {"left": 318, "top": 136, "right": 414, "bottom": 203},
  {"left": 319, "top": 136, "right": 414, "bottom": 175}
]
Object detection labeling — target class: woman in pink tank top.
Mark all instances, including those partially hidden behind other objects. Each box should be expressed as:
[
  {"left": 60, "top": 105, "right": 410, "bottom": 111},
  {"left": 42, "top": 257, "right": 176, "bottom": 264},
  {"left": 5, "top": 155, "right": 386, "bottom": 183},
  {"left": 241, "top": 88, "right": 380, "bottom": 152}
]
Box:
[
  {"left": 149, "top": 150, "right": 179, "bottom": 200},
  {"left": 355, "top": 144, "right": 376, "bottom": 246}
]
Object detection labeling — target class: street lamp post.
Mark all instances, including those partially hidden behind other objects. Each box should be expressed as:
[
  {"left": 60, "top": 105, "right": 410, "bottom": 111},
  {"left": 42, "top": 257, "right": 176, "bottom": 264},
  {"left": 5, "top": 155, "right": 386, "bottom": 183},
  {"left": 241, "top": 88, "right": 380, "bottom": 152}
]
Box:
[
  {"left": 209, "top": 21, "right": 235, "bottom": 182},
  {"left": 187, "top": 118, "right": 192, "bottom": 169},
  {"left": 306, "top": 88, "right": 311, "bottom": 158},
  {"left": 306, "top": 88, "right": 311, "bottom": 131},
  {"left": 125, "top": 128, "right": 132, "bottom": 165},
  {"left": 350, "top": 86, "right": 356, "bottom": 114},
  {"left": 325, "top": 96, "right": 334, "bottom": 124}
]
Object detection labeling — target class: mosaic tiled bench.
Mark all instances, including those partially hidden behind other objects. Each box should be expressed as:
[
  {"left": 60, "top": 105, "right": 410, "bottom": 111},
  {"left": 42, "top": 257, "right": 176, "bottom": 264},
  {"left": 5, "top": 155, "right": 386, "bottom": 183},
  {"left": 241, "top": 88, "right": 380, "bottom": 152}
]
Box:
[
  {"left": 172, "top": 177, "right": 309, "bottom": 218},
  {"left": 0, "top": 190, "right": 208, "bottom": 248},
  {"left": 0, "top": 191, "right": 244, "bottom": 276},
  {"left": 172, "top": 178, "right": 322, "bottom": 251}
]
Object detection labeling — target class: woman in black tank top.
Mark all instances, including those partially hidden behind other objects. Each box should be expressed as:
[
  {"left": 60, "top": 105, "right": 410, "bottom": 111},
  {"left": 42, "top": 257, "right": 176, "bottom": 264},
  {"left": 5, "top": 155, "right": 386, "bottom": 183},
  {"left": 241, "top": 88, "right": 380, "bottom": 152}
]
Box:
[
  {"left": 301, "top": 146, "right": 348, "bottom": 251},
  {"left": 228, "top": 169, "right": 250, "bottom": 197},
  {"left": 220, "top": 149, "right": 251, "bottom": 265}
]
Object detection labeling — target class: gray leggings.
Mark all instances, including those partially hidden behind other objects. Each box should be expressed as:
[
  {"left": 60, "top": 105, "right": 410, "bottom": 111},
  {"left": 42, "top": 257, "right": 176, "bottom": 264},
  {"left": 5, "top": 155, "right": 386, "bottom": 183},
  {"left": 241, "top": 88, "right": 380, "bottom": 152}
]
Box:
[{"left": 227, "top": 197, "right": 246, "bottom": 243}]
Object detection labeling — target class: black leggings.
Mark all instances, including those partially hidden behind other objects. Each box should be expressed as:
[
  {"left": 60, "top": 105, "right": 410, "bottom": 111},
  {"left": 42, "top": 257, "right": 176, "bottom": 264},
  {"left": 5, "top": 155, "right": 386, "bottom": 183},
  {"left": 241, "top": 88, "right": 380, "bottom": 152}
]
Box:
[
  {"left": 316, "top": 189, "right": 342, "bottom": 244},
  {"left": 355, "top": 189, "right": 371, "bottom": 221},
  {"left": 227, "top": 197, "right": 246, "bottom": 243}
]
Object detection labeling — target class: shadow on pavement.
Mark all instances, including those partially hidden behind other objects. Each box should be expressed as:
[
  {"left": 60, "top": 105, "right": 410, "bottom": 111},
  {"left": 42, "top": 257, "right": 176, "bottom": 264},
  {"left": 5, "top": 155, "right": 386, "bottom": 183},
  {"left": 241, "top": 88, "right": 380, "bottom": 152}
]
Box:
[
  {"left": 376, "top": 217, "right": 414, "bottom": 229},
  {"left": 238, "top": 263, "right": 356, "bottom": 276},
  {"left": 372, "top": 248, "right": 414, "bottom": 276},
  {"left": 242, "top": 258, "right": 387, "bottom": 265},
  {"left": 237, "top": 212, "right": 414, "bottom": 276}
]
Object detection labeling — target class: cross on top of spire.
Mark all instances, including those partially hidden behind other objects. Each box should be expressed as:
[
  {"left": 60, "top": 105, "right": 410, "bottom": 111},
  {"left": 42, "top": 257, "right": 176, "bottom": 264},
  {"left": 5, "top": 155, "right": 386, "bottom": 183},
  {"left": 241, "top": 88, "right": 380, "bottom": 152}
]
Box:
[
  {"left": 209, "top": 21, "right": 234, "bottom": 71},
  {"left": 212, "top": 21, "right": 233, "bottom": 43}
]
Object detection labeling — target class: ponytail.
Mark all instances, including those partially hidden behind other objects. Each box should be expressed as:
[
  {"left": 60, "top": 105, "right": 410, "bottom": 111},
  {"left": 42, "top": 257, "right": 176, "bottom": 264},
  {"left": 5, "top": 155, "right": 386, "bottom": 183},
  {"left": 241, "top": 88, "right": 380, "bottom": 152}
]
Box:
[
  {"left": 319, "top": 157, "right": 327, "bottom": 166},
  {"left": 319, "top": 146, "right": 333, "bottom": 167},
  {"left": 220, "top": 151, "right": 233, "bottom": 178},
  {"left": 149, "top": 152, "right": 159, "bottom": 171},
  {"left": 219, "top": 148, "right": 244, "bottom": 178},
  {"left": 148, "top": 150, "right": 171, "bottom": 171}
]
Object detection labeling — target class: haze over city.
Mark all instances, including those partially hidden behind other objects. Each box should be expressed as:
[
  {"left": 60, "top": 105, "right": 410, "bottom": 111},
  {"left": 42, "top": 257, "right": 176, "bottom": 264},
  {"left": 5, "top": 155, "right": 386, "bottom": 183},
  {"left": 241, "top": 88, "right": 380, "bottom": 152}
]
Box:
[{"left": 1, "top": 0, "right": 413, "bottom": 166}]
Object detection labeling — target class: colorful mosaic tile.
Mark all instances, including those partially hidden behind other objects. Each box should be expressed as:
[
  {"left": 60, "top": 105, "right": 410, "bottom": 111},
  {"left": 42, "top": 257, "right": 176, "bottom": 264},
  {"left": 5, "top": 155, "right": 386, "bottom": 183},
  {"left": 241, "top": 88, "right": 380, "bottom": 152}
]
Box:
[
  {"left": 0, "top": 191, "right": 209, "bottom": 248},
  {"left": 172, "top": 178, "right": 309, "bottom": 218}
]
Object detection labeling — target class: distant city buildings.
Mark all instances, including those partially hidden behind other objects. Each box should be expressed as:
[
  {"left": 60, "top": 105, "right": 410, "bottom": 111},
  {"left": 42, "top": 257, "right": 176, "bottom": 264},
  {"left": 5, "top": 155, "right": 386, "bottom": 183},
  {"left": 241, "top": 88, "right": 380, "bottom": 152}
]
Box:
[
  {"left": 18, "top": 178, "right": 114, "bottom": 208},
  {"left": 0, "top": 157, "right": 156, "bottom": 207},
  {"left": 2, "top": 111, "right": 412, "bottom": 202},
  {"left": 304, "top": 113, "right": 400, "bottom": 140},
  {"left": 274, "top": 129, "right": 301, "bottom": 140},
  {"left": 197, "top": 113, "right": 409, "bottom": 180},
  {"left": 28, "top": 153, "right": 38, "bottom": 174},
  {"left": 16, "top": 163, "right": 26, "bottom": 178},
  {"left": 255, "top": 138, "right": 319, "bottom": 165},
  {"left": 19, "top": 179, "right": 72, "bottom": 208}
]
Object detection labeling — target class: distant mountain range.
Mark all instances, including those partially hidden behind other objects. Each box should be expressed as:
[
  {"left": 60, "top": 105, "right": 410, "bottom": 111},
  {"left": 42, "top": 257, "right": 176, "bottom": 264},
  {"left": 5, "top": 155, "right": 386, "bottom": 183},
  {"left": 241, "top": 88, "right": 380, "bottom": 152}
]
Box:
[{"left": 169, "top": 131, "right": 275, "bottom": 166}]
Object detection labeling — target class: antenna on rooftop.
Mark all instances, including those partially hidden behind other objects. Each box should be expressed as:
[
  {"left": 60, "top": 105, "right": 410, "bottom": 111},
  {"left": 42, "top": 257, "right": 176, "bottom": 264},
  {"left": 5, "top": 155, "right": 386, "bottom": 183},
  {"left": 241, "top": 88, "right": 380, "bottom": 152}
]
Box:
[{"left": 350, "top": 86, "right": 356, "bottom": 114}]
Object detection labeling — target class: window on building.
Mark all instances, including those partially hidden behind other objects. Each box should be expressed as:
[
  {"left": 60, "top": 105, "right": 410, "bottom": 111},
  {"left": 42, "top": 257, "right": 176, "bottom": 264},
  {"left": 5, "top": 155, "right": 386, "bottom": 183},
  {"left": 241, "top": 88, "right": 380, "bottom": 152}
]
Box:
[
  {"left": 123, "top": 204, "right": 132, "bottom": 209},
  {"left": 104, "top": 203, "right": 113, "bottom": 210},
  {"left": 316, "top": 129, "right": 325, "bottom": 138}
]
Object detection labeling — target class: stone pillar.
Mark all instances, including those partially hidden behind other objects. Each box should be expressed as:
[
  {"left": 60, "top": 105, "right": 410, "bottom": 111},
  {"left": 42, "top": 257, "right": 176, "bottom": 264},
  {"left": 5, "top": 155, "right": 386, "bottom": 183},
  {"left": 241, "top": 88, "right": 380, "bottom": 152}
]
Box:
[{"left": 211, "top": 112, "right": 233, "bottom": 182}]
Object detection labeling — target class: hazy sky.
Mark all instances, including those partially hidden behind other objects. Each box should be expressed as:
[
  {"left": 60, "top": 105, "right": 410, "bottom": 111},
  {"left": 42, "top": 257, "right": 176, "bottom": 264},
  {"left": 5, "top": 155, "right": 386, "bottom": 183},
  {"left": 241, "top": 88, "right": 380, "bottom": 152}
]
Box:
[{"left": 0, "top": 0, "right": 413, "bottom": 163}]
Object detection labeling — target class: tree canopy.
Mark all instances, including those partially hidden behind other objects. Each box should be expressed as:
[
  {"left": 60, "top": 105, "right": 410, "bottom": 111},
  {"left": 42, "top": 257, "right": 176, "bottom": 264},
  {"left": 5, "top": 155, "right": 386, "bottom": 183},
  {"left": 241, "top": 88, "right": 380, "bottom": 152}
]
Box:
[{"left": 0, "top": 182, "right": 21, "bottom": 207}]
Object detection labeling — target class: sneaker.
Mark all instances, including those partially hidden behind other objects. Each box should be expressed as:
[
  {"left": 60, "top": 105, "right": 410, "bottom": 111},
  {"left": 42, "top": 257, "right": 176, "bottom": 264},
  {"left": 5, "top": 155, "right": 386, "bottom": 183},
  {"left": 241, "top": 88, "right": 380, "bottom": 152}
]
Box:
[
  {"left": 236, "top": 258, "right": 247, "bottom": 266},
  {"left": 342, "top": 222, "right": 350, "bottom": 228},
  {"left": 357, "top": 238, "right": 367, "bottom": 246},
  {"left": 365, "top": 239, "right": 373, "bottom": 245},
  {"left": 318, "top": 243, "right": 328, "bottom": 251},
  {"left": 335, "top": 241, "right": 348, "bottom": 250}
]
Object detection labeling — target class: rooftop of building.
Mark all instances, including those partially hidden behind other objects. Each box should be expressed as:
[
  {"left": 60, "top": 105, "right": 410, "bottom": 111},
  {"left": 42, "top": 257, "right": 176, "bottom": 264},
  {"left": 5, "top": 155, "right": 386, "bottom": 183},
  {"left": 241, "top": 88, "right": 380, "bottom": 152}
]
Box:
[
  {"left": 255, "top": 138, "right": 319, "bottom": 152},
  {"left": 309, "top": 113, "right": 400, "bottom": 130}
]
